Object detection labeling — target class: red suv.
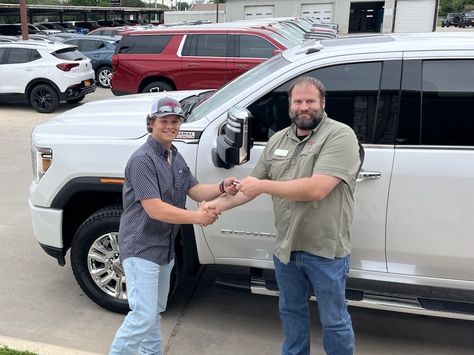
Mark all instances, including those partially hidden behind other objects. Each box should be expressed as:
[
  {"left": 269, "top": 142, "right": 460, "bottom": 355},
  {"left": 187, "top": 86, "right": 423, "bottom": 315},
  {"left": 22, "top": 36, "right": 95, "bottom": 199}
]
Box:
[{"left": 111, "top": 27, "right": 289, "bottom": 95}]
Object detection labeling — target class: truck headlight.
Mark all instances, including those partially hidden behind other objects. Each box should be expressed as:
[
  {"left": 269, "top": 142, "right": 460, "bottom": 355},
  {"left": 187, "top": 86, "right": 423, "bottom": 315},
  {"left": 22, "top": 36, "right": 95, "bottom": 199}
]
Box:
[{"left": 32, "top": 147, "right": 52, "bottom": 183}]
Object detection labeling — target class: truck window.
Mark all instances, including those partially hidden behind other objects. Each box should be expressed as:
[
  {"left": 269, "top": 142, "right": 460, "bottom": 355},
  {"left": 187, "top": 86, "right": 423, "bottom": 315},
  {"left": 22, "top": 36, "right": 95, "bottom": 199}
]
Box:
[
  {"left": 237, "top": 35, "right": 277, "bottom": 59},
  {"left": 116, "top": 35, "right": 172, "bottom": 54},
  {"left": 182, "top": 34, "right": 228, "bottom": 57},
  {"left": 421, "top": 60, "right": 474, "bottom": 146},
  {"left": 248, "top": 61, "right": 389, "bottom": 144}
]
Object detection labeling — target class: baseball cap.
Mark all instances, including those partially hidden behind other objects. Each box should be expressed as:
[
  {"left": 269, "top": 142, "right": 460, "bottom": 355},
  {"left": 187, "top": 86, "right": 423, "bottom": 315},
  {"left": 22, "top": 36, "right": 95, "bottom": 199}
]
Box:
[{"left": 149, "top": 97, "right": 185, "bottom": 120}]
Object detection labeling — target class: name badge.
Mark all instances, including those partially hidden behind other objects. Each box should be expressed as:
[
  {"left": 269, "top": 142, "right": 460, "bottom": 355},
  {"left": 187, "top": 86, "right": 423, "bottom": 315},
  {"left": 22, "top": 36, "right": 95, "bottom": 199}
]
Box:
[{"left": 274, "top": 149, "right": 288, "bottom": 157}]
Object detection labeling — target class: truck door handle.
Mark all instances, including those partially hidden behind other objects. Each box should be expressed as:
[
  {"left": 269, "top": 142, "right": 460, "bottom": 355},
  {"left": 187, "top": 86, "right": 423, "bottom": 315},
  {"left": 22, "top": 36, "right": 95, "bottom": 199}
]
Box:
[
  {"left": 357, "top": 170, "right": 381, "bottom": 182},
  {"left": 236, "top": 64, "right": 248, "bottom": 68},
  {"left": 188, "top": 63, "right": 200, "bottom": 67}
]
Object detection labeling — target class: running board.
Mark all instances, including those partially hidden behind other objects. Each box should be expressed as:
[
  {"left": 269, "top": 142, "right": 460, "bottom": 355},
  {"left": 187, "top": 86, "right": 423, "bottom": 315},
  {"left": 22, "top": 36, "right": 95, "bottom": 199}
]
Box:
[{"left": 215, "top": 274, "right": 474, "bottom": 321}]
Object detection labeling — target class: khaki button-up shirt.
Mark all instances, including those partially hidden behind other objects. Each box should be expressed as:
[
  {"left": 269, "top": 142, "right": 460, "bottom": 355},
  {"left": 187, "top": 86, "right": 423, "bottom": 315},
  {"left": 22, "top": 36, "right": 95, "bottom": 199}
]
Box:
[{"left": 251, "top": 114, "right": 360, "bottom": 264}]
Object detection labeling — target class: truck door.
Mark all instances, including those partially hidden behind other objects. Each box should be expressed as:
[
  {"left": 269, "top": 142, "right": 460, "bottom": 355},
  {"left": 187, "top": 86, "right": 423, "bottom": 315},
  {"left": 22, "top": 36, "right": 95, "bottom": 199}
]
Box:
[
  {"left": 180, "top": 33, "right": 229, "bottom": 90},
  {"left": 387, "top": 56, "right": 474, "bottom": 282},
  {"left": 195, "top": 58, "right": 401, "bottom": 273}
]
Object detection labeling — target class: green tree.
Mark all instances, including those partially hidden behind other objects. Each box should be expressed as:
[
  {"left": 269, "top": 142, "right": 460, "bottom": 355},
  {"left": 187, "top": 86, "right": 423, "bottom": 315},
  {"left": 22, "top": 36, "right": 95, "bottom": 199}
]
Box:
[
  {"left": 177, "top": 2, "right": 189, "bottom": 10},
  {"left": 121, "top": 0, "right": 147, "bottom": 7},
  {"left": 440, "top": 0, "right": 474, "bottom": 15}
]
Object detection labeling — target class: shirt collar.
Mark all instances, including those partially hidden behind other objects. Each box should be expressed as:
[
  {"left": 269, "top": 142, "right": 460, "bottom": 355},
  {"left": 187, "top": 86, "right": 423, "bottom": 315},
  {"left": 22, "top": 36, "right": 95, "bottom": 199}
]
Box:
[{"left": 146, "top": 135, "right": 177, "bottom": 158}]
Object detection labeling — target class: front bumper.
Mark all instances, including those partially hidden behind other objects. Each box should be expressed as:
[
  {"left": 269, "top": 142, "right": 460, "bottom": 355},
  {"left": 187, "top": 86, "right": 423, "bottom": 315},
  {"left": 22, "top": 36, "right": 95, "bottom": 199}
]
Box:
[{"left": 29, "top": 199, "right": 65, "bottom": 265}]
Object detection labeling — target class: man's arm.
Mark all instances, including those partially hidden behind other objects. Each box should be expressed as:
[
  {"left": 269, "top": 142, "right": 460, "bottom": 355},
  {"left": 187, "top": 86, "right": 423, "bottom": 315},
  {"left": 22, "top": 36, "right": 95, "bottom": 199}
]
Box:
[
  {"left": 204, "top": 189, "right": 254, "bottom": 212},
  {"left": 237, "top": 174, "right": 341, "bottom": 201},
  {"left": 141, "top": 198, "right": 218, "bottom": 226},
  {"left": 187, "top": 177, "right": 238, "bottom": 202}
]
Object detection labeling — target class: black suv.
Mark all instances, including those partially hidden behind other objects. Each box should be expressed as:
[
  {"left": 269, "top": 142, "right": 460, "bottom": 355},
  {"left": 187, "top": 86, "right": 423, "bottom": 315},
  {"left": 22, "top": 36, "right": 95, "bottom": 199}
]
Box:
[
  {"left": 441, "top": 13, "right": 465, "bottom": 27},
  {"left": 461, "top": 11, "right": 474, "bottom": 27}
]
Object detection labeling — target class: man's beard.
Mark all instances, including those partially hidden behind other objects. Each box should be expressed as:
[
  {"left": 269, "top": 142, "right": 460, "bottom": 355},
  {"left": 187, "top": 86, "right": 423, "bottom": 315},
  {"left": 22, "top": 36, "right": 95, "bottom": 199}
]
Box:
[{"left": 289, "top": 110, "right": 323, "bottom": 130}]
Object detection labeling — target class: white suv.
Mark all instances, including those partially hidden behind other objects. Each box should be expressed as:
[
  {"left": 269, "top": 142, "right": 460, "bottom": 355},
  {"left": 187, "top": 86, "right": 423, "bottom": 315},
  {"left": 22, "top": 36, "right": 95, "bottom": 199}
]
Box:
[
  {"left": 30, "top": 33, "right": 474, "bottom": 319},
  {"left": 0, "top": 42, "right": 95, "bottom": 113}
]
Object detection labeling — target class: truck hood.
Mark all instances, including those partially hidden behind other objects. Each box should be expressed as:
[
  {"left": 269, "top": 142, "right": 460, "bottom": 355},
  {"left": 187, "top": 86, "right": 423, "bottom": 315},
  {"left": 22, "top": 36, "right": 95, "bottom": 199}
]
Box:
[{"left": 33, "top": 91, "right": 207, "bottom": 141}]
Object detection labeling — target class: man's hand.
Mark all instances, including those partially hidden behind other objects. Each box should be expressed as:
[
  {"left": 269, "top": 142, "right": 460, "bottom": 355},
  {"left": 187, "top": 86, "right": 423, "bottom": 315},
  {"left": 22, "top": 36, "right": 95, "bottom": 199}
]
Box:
[
  {"left": 198, "top": 201, "right": 220, "bottom": 226},
  {"left": 223, "top": 177, "right": 240, "bottom": 196},
  {"left": 236, "top": 176, "right": 264, "bottom": 199}
]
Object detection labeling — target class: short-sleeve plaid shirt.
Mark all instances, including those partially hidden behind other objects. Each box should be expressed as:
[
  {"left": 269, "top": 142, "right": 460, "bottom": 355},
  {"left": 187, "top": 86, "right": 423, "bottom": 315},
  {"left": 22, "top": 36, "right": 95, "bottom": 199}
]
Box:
[{"left": 118, "top": 136, "right": 198, "bottom": 265}]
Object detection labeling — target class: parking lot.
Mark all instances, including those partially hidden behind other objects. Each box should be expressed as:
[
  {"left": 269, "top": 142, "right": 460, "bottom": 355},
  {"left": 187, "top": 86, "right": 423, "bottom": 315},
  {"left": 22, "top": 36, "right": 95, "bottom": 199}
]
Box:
[{"left": 1, "top": 85, "right": 474, "bottom": 354}]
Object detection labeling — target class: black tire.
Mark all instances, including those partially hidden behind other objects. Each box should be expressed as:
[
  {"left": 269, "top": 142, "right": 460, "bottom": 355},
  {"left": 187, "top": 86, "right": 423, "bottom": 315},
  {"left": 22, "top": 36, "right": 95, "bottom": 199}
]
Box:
[
  {"left": 66, "top": 95, "right": 85, "bottom": 104},
  {"left": 71, "top": 206, "right": 180, "bottom": 314},
  {"left": 71, "top": 206, "right": 129, "bottom": 314},
  {"left": 96, "top": 66, "right": 112, "bottom": 88},
  {"left": 142, "top": 81, "right": 174, "bottom": 93},
  {"left": 29, "top": 84, "right": 59, "bottom": 113}
]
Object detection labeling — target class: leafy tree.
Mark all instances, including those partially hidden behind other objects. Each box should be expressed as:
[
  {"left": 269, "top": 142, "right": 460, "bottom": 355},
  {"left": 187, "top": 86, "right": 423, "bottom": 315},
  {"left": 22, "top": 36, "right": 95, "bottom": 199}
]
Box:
[
  {"left": 439, "top": 0, "right": 474, "bottom": 15},
  {"left": 177, "top": 2, "right": 189, "bottom": 11},
  {"left": 121, "top": 0, "right": 147, "bottom": 7}
]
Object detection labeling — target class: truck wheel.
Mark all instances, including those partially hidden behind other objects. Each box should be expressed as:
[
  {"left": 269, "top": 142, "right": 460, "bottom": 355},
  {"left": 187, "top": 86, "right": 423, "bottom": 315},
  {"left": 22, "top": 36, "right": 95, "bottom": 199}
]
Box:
[
  {"left": 30, "top": 84, "right": 59, "bottom": 113},
  {"left": 142, "top": 81, "right": 173, "bottom": 93},
  {"left": 71, "top": 206, "right": 180, "bottom": 314},
  {"left": 71, "top": 206, "right": 129, "bottom": 314}
]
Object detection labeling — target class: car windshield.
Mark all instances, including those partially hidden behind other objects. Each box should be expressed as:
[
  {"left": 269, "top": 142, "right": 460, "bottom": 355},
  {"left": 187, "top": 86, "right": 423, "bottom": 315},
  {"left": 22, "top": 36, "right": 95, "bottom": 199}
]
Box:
[{"left": 187, "top": 53, "right": 290, "bottom": 122}]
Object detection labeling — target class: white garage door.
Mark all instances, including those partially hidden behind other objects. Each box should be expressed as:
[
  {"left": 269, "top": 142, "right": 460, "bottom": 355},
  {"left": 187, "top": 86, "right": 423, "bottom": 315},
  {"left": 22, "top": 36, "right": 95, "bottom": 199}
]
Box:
[
  {"left": 244, "top": 5, "right": 274, "bottom": 20},
  {"left": 394, "top": 0, "right": 436, "bottom": 32},
  {"left": 301, "top": 3, "right": 334, "bottom": 22}
]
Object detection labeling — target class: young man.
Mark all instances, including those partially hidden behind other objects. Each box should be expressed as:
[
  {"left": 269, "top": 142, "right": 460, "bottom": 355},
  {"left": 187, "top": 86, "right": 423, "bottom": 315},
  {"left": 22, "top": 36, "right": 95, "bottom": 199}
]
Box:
[
  {"left": 206, "top": 77, "right": 361, "bottom": 355},
  {"left": 110, "top": 97, "right": 237, "bottom": 355}
]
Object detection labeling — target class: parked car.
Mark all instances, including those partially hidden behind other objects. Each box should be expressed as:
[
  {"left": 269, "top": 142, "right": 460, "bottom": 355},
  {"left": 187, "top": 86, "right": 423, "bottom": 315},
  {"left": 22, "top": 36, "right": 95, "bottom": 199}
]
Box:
[
  {"left": 111, "top": 27, "right": 290, "bottom": 95},
  {"left": 30, "top": 33, "right": 474, "bottom": 319},
  {"left": 0, "top": 41, "right": 95, "bottom": 112},
  {"left": 87, "top": 26, "right": 133, "bottom": 40},
  {"left": 56, "top": 22, "right": 88, "bottom": 35},
  {"left": 0, "top": 35, "right": 17, "bottom": 42},
  {"left": 0, "top": 24, "right": 35, "bottom": 36},
  {"left": 63, "top": 35, "right": 116, "bottom": 88},
  {"left": 461, "top": 11, "right": 474, "bottom": 27},
  {"left": 36, "top": 22, "right": 71, "bottom": 33},
  {"left": 26, "top": 24, "right": 61, "bottom": 36},
  {"left": 97, "top": 20, "right": 122, "bottom": 27},
  {"left": 441, "top": 12, "right": 464, "bottom": 27},
  {"left": 74, "top": 21, "right": 100, "bottom": 33}
]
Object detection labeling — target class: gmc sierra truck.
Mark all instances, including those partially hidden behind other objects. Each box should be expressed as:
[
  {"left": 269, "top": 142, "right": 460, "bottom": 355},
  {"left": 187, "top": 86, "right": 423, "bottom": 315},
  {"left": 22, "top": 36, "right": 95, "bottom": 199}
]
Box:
[{"left": 30, "top": 33, "right": 474, "bottom": 320}]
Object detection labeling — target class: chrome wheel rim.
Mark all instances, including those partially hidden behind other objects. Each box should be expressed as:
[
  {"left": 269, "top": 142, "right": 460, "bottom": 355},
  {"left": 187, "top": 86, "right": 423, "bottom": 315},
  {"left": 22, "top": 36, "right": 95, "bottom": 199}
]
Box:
[
  {"left": 87, "top": 232, "right": 126, "bottom": 300},
  {"left": 98, "top": 68, "right": 112, "bottom": 87}
]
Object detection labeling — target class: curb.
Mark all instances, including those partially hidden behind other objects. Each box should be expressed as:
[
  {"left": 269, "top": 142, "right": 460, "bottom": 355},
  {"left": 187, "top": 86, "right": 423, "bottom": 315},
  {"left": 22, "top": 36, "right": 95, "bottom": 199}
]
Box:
[{"left": 0, "top": 335, "right": 102, "bottom": 355}]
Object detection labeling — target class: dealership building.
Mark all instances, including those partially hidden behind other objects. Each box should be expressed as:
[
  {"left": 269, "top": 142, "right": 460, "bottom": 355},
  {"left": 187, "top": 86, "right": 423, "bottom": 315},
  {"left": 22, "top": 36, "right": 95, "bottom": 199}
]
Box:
[{"left": 225, "top": 0, "right": 440, "bottom": 34}]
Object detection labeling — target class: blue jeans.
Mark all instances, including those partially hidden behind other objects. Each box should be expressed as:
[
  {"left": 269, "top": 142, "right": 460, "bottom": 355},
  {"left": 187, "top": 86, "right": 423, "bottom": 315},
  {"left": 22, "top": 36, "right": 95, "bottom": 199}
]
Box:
[
  {"left": 273, "top": 252, "right": 354, "bottom": 355},
  {"left": 109, "top": 257, "right": 174, "bottom": 355}
]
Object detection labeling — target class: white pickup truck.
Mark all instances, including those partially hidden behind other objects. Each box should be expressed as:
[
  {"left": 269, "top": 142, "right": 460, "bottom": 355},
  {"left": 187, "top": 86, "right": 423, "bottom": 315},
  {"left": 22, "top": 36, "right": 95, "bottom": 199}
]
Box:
[{"left": 29, "top": 33, "right": 474, "bottom": 319}]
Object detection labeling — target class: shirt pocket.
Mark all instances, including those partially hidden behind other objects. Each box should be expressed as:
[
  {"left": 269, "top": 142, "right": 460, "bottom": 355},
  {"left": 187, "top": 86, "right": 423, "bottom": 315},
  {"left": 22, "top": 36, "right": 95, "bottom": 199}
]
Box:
[
  {"left": 268, "top": 156, "right": 291, "bottom": 180},
  {"left": 297, "top": 152, "right": 317, "bottom": 177}
]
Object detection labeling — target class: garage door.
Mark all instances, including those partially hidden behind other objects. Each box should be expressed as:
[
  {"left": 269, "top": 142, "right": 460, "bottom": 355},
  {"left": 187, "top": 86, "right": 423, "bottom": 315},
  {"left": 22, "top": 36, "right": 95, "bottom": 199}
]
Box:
[
  {"left": 301, "top": 3, "right": 334, "bottom": 22},
  {"left": 394, "top": 0, "right": 436, "bottom": 32},
  {"left": 244, "top": 5, "right": 274, "bottom": 20}
]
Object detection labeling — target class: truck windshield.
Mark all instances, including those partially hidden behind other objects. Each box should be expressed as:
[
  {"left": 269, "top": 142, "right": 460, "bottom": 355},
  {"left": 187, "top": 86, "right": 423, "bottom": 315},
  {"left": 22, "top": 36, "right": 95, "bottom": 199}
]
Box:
[{"left": 187, "top": 53, "right": 290, "bottom": 122}]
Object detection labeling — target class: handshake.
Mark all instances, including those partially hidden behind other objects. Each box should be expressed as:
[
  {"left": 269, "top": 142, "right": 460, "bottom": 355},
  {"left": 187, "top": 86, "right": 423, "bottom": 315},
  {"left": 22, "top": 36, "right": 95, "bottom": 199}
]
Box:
[
  {"left": 194, "top": 176, "right": 264, "bottom": 227},
  {"left": 196, "top": 177, "right": 241, "bottom": 226}
]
